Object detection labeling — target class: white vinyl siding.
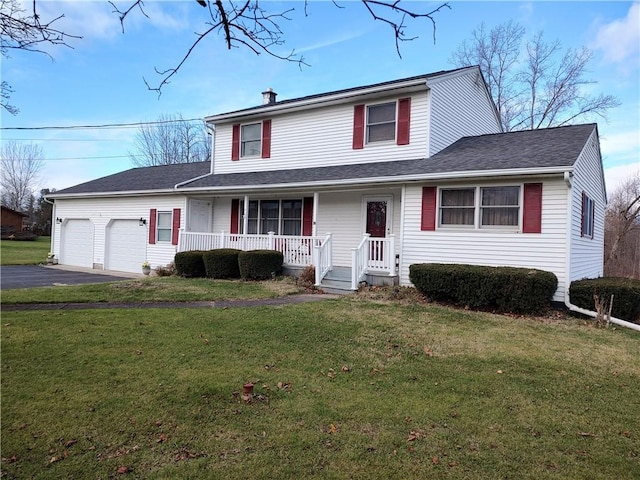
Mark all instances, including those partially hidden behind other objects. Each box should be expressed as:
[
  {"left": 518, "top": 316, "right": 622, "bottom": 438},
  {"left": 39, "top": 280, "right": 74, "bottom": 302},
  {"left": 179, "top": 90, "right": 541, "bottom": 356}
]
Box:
[
  {"left": 213, "top": 91, "right": 429, "bottom": 175},
  {"left": 569, "top": 129, "right": 605, "bottom": 282},
  {"left": 400, "top": 177, "right": 569, "bottom": 301},
  {"left": 52, "top": 195, "right": 187, "bottom": 270},
  {"left": 428, "top": 71, "right": 502, "bottom": 156}
]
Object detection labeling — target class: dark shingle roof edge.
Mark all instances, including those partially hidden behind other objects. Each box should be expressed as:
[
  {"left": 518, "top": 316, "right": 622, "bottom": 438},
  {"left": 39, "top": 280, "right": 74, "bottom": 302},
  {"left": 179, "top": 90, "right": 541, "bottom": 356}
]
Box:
[
  {"left": 50, "top": 161, "right": 211, "bottom": 197},
  {"left": 205, "top": 67, "right": 476, "bottom": 120},
  {"left": 49, "top": 124, "right": 597, "bottom": 197}
]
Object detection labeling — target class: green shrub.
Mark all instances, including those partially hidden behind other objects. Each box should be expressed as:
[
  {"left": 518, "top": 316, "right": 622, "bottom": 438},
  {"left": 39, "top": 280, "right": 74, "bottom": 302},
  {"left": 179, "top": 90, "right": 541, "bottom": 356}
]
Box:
[
  {"left": 569, "top": 277, "right": 640, "bottom": 324},
  {"left": 238, "top": 250, "right": 284, "bottom": 281},
  {"left": 174, "top": 251, "right": 206, "bottom": 278},
  {"left": 203, "top": 249, "right": 241, "bottom": 279},
  {"left": 409, "top": 263, "right": 558, "bottom": 314}
]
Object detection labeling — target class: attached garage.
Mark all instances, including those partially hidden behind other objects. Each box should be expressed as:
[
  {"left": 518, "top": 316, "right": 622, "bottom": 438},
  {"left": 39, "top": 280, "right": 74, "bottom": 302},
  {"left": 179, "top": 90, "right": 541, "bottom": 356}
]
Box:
[
  {"left": 106, "top": 219, "right": 147, "bottom": 273},
  {"left": 61, "top": 219, "right": 94, "bottom": 268}
]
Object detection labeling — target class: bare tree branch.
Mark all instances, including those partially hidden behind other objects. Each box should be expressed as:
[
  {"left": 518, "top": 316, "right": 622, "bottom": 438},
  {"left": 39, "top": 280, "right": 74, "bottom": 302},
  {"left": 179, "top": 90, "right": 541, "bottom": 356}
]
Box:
[
  {"left": 450, "top": 21, "right": 620, "bottom": 131},
  {"left": 605, "top": 173, "right": 640, "bottom": 278},
  {"left": 1, "top": 141, "right": 44, "bottom": 211}
]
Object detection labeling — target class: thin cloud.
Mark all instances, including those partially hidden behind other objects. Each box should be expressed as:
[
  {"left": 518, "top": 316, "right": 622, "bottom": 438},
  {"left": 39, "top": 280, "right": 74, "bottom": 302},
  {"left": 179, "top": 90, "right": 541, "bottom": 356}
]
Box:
[{"left": 592, "top": 2, "right": 640, "bottom": 64}]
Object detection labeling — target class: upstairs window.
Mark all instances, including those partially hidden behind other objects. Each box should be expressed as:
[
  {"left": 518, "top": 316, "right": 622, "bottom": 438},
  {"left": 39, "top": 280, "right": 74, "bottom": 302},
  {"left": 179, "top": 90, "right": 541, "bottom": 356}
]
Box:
[
  {"left": 480, "top": 186, "right": 520, "bottom": 227},
  {"left": 366, "top": 102, "right": 396, "bottom": 143},
  {"left": 581, "top": 192, "right": 595, "bottom": 238},
  {"left": 241, "top": 123, "right": 262, "bottom": 157}
]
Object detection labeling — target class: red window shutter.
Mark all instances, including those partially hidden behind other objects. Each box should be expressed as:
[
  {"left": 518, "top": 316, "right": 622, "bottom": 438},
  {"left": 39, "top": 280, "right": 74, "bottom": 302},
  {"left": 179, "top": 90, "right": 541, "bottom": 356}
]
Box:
[
  {"left": 421, "top": 186, "right": 437, "bottom": 231},
  {"left": 261, "top": 119, "right": 272, "bottom": 158},
  {"left": 231, "top": 124, "right": 240, "bottom": 161},
  {"left": 353, "top": 104, "right": 365, "bottom": 149},
  {"left": 523, "top": 183, "right": 543, "bottom": 234},
  {"left": 171, "top": 208, "right": 181, "bottom": 245},
  {"left": 149, "top": 209, "right": 157, "bottom": 244},
  {"left": 302, "top": 197, "right": 314, "bottom": 236},
  {"left": 230, "top": 199, "right": 239, "bottom": 234},
  {"left": 397, "top": 97, "right": 411, "bottom": 145}
]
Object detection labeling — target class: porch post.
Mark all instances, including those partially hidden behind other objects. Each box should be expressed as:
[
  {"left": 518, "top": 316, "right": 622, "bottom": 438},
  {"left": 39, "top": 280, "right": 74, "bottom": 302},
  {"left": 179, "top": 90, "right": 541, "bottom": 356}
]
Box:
[
  {"left": 312, "top": 192, "right": 319, "bottom": 237},
  {"left": 243, "top": 195, "right": 249, "bottom": 251},
  {"left": 220, "top": 230, "right": 226, "bottom": 248},
  {"left": 388, "top": 234, "right": 396, "bottom": 276}
]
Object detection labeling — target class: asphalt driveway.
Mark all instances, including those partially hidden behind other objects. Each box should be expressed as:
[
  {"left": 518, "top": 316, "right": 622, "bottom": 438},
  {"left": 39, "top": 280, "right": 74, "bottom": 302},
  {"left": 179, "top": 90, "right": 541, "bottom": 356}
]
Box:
[{"left": 0, "top": 265, "right": 132, "bottom": 290}]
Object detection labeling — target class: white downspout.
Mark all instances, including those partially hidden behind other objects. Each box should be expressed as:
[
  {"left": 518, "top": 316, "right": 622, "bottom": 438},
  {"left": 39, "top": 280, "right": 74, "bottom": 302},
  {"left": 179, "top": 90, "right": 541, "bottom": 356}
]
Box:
[{"left": 562, "top": 171, "right": 639, "bottom": 331}]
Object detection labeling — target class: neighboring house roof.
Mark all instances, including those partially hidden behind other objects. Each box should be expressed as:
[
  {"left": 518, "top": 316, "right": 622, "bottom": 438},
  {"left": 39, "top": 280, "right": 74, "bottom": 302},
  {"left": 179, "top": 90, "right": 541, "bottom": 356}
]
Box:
[
  {"left": 51, "top": 162, "right": 210, "bottom": 196},
  {"left": 51, "top": 124, "right": 596, "bottom": 197},
  {"left": 1, "top": 205, "right": 28, "bottom": 217}
]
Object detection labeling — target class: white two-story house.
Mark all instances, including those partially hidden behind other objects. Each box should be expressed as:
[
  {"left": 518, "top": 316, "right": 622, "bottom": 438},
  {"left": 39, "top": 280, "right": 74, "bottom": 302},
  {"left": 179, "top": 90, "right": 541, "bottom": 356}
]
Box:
[{"left": 48, "top": 66, "right": 606, "bottom": 300}]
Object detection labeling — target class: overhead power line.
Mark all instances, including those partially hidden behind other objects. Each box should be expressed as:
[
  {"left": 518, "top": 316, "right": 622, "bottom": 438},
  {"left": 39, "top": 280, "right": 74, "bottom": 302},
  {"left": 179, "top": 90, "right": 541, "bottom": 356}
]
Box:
[{"left": 1, "top": 118, "right": 204, "bottom": 131}]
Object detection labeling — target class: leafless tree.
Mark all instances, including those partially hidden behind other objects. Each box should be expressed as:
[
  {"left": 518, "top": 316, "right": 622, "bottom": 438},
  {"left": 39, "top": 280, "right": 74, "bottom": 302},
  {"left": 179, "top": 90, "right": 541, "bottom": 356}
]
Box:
[
  {"left": 129, "top": 114, "right": 211, "bottom": 167},
  {"left": 604, "top": 173, "right": 640, "bottom": 279},
  {"left": 0, "top": 0, "right": 81, "bottom": 114},
  {"left": 111, "top": 0, "right": 450, "bottom": 94},
  {"left": 450, "top": 21, "right": 619, "bottom": 131},
  {"left": 0, "top": 141, "right": 44, "bottom": 211}
]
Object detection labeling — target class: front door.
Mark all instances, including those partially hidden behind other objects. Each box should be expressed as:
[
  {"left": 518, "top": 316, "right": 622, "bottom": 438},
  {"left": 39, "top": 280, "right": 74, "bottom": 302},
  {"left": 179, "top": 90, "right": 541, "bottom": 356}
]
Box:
[
  {"left": 366, "top": 200, "right": 387, "bottom": 262},
  {"left": 189, "top": 199, "right": 211, "bottom": 232}
]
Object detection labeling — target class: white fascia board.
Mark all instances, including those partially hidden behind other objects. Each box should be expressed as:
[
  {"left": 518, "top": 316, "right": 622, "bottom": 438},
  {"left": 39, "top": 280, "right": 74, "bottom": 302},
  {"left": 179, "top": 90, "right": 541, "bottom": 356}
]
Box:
[
  {"left": 178, "top": 166, "right": 573, "bottom": 194},
  {"left": 204, "top": 79, "right": 429, "bottom": 124},
  {"left": 48, "top": 189, "right": 181, "bottom": 200}
]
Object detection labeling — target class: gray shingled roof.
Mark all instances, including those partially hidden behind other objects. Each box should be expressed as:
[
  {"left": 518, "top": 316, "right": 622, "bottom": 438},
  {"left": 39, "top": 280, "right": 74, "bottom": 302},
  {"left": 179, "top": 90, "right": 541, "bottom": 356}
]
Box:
[
  {"left": 180, "top": 124, "right": 597, "bottom": 189},
  {"left": 52, "top": 124, "right": 596, "bottom": 196},
  {"left": 52, "top": 162, "right": 210, "bottom": 196}
]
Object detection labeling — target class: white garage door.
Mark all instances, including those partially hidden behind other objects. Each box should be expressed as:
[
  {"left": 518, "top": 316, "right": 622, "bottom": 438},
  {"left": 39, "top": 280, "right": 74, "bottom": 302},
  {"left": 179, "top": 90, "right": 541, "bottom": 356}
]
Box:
[
  {"left": 61, "top": 219, "right": 94, "bottom": 268},
  {"left": 106, "top": 220, "right": 147, "bottom": 273}
]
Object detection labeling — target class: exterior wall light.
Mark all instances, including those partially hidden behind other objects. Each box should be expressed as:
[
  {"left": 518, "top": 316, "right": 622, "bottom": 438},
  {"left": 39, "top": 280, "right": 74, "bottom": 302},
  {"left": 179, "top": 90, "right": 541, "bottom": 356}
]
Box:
[{"left": 139, "top": 218, "right": 147, "bottom": 226}]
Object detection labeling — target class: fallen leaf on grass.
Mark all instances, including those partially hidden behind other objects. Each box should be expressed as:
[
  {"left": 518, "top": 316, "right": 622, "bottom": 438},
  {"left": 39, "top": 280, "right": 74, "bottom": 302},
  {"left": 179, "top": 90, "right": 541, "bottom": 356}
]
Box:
[
  {"left": 423, "top": 346, "right": 433, "bottom": 357},
  {"left": 116, "top": 466, "right": 130, "bottom": 474},
  {"left": 407, "top": 431, "right": 421, "bottom": 442},
  {"left": 579, "top": 432, "right": 595, "bottom": 437},
  {"left": 328, "top": 424, "right": 338, "bottom": 434}
]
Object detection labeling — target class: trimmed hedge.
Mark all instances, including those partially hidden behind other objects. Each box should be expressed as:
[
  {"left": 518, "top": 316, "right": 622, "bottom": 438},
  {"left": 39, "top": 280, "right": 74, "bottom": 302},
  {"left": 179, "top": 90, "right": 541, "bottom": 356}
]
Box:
[
  {"left": 409, "top": 263, "right": 558, "bottom": 314},
  {"left": 203, "top": 249, "right": 241, "bottom": 279},
  {"left": 174, "top": 250, "right": 207, "bottom": 278},
  {"left": 569, "top": 277, "right": 640, "bottom": 324},
  {"left": 238, "top": 250, "right": 284, "bottom": 280}
]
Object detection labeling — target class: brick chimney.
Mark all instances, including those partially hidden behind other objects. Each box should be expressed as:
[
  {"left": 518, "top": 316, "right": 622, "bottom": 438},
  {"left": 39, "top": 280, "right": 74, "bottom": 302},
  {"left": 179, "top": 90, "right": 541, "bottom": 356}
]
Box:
[{"left": 262, "top": 88, "right": 277, "bottom": 105}]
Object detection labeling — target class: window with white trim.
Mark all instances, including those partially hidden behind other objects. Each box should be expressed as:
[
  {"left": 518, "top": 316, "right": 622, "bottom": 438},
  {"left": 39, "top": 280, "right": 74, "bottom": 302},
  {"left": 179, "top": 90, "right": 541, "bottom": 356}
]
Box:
[
  {"left": 241, "top": 123, "right": 261, "bottom": 157},
  {"left": 240, "top": 199, "right": 303, "bottom": 235},
  {"left": 367, "top": 102, "right": 396, "bottom": 143},
  {"left": 439, "top": 186, "right": 522, "bottom": 228},
  {"left": 481, "top": 186, "right": 520, "bottom": 227},
  {"left": 156, "top": 211, "right": 172, "bottom": 242},
  {"left": 582, "top": 193, "right": 595, "bottom": 238}
]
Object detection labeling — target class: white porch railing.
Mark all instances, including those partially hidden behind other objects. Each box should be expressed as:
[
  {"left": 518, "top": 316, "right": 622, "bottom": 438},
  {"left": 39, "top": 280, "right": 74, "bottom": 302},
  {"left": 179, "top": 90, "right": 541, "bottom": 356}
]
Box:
[
  {"left": 351, "top": 234, "right": 396, "bottom": 289},
  {"left": 178, "top": 230, "right": 322, "bottom": 267},
  {"left": 313, "top": 233, "right": 333, "bottom": 286}
]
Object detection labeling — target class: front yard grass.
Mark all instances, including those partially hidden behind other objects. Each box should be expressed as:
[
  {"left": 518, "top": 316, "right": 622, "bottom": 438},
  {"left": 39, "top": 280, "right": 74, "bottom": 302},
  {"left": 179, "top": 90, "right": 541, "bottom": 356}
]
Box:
[
  {"left": 0, "top": 236, "right": 50, "bottom": 265},
  {"left": 2, "top": 298, "right": 638, "bottom": 479}
]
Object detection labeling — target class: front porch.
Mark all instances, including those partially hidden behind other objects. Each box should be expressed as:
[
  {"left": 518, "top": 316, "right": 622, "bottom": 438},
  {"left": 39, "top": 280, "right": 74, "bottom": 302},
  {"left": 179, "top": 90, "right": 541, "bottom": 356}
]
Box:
[{"left": 178, "top": 230, "right": 398, "bottom": 292}]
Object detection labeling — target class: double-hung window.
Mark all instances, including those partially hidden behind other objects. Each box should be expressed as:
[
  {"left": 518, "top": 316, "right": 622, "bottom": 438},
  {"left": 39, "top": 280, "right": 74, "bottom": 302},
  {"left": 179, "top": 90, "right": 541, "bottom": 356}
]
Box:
[
  {"left": 241, "top": 123, "right": 262, "bottom": 157},
  {"left": 439, "top": 186, "right": 522, "bottom": 229},
  {"left": 367, "top": 102, "right": 396, "bottom": 143},
  {"left": 240, "top": 199, "right": 303, "bottom": 235},
  {"left": 156, "top": 211, "right": 172, "bottom": 242},
  {"left": 581, "top": 193, "right": 595, "bottom": 238},
  {"left": 480, "top": 186, "right": 520, "bottom": 227},
  {"left": 439, "top": 188, "right": 475, "bottom": 226}
]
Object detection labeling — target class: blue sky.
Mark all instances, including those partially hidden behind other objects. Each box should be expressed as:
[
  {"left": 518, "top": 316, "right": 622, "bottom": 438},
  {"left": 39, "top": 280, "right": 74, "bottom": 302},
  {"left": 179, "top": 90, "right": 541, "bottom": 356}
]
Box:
[{"left": 2, "top": 1, "right": 638, "bottom": 194}]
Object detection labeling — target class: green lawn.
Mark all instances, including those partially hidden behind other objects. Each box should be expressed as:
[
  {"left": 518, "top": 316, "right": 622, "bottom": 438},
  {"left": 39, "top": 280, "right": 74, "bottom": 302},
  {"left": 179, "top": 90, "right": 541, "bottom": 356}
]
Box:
[
  {"left": 0, "top": 236, "right": 51, "bottom": 265},
  {"left": 2, "top": 297, "right": 638, "bottom": 479}
]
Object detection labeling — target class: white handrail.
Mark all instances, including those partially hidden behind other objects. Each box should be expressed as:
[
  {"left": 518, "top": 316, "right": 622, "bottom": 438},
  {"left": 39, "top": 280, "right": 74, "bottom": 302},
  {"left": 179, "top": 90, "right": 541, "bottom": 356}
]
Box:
[
  {"left": 351, "top": 234, "right": 370, "bottom": 290},
  {"left": 351, "top": 234, "right": 397, "bottom": 289},
  {"left": 314, "top": 233, "right": 333, "bottom": 285}
]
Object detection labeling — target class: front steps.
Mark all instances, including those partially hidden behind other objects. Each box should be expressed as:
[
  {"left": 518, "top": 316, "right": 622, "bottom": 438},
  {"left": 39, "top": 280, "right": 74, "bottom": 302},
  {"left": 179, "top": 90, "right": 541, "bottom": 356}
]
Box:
[{"left": 317, "top": 266, "right": 399, "bottom": 295}]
